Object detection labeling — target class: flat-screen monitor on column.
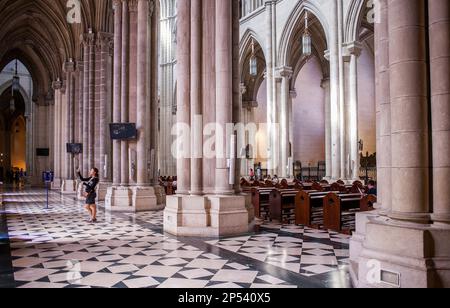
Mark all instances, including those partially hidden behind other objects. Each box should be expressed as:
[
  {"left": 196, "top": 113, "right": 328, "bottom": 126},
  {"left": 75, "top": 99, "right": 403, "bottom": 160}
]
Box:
[{"left": 109, "top": 123, "right": 137, "bottom": 140}]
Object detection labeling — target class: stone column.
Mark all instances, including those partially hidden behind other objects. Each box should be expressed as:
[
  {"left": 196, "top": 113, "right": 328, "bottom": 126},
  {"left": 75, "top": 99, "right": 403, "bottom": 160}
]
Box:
[
  {"left": 61, "top": 60, "right": 77, "bottom": 193},
  {"left": 215, "top": 0, "right": 233, "bottom": 195},
  {"left": 136, "top": 0, "right": 148, "bottom": 186},
  {"left": 190, "top": 0, "right": 203, "bottom": 196},
  {"left": 329, "top": 1, "right": 341, "bottom": 180},
  {"left": 388, "top": 0, "right": 430, "bottom": 223},
  {"left": 375, "top": 0, "right": 391, "bottom": 213},
  {"left": 51, "top": 79, "right": 63, "bottom": 189},
  {"left": 337, "top": 0, "right": 346, "bottom": 180},
  {"left": 175, "top": 0, "right": 191, "bottom": 195},
  {"left": 278, "top": 67, "right": 292, "bottom": 178},
  {"left": 88, "top": 31, "right": 96, "bottom": 169},
  {"left": 321, "top": 77, "right": 331, "bottom": 180},
  {"left": 77, "top": 61, "right": 84, "bottom": 173},
  {"left": 429, "top": 0, "right": 450, "bottom": 225},
  {"left": 82, "top": 35, "right": 90, "bottom": 175},
  {"left": 265, "top": 0, "right": 276, "bottom": 175},
  {"left": 112, "top": 0, "right": 122, "bottom": 186},
  {"left": 164, "top": 0, "right": 250, "bottom": 237},
  {"left": 121, "top": 0, "right": 130, "bottom": 186},
  {"left": 346, "top": 42, "right": 362, "bottom": 180}
]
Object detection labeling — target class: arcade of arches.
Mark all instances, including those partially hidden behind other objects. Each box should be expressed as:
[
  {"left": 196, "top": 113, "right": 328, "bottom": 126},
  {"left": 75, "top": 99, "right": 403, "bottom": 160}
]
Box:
[{"left": 0, "top": 0, "right": 449, "bottom": 289}]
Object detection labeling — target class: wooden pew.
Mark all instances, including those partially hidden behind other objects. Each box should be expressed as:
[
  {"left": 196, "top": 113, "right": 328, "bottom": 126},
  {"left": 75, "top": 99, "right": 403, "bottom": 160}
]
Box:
[
  {"left": 295, "top": 190, "right": 333, "bottom": 227},
  {"left": 268, "top": 189, "right": 300, "bottom": 223},
  {"left": 360, "top": 194, "right": 377, "bottom": 211},
  {"left": 323, "top": 192, "right": 368, "bottom": 232},
  {"left": 251, "top": 187, "right": 274, "bottom": 219}
]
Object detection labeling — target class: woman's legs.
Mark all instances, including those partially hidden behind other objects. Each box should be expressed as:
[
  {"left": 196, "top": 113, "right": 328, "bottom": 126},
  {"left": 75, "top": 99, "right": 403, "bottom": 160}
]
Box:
[
  {"left": 84, "top": 204, "right": 93, "bottom": 220},
  {"left": 90, "top": 205, "right": 97, "bottom": 221}
]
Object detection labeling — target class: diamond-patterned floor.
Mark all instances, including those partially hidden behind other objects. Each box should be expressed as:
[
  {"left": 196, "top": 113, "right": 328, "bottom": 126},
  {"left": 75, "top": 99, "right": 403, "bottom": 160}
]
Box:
[{"left": 0, "top": 189, "right": 352, "bottom": 288}]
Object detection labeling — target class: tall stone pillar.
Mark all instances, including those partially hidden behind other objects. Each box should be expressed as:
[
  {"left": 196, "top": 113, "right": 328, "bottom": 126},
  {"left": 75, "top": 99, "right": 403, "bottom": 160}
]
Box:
[
  {"left": 278, "top": 67, "right": 292, "bottom": 178},
  {"left": 88, "top": 32, "right": 96, "bottom": 169},
  {"left": 164, "top": 0, "right": 250, "bottom": 237},
  {"left": 82, "top": 35, "right": 91, "bottom": 175},
  {"left": 375, "top": 0, "right": 391, "bottom": 213},
  {"left": 106, "top": 0, "right": 129, "bottom": 211},
  {"left": 329, "top": 1, "right": 341, "bottom": 180},
  {"left": 429, "top": 0, "right": 450, "bottom": 225},
  {"left": 388, "top": 0, "right": 430, "bottom": 223},
  {"left": 77, "top": 61, "right": 84, "bottom": 174},
  {"left": 61, "top": 60, "right": 77, "bottom": 194},
  {"left": 175, "top": 0, "right": 191, "bottom": 195},
  {"left": 121, "top": 0, "right": 130, "bottom": 186},
  {"left": 352, "top": 0, "right": 450, "bottom": 288},
  {"left": 129, "top": 0, "right": 158, "bottom": 210},
  {"left": 112, "top": 0, "right": 122, "bottom": 186},
  {"left": 265, "top": 0, "right": 277, "bottom": 175},
  {"left": 346, "top": 42, "right": 362, "bottom": 180},
  {"left": 97, "top": 33, "right": 114, "bottom": 201},
  {"left": 321, "top": 77, "right": 331, "bottom": 180},
  {"left": 51, "top": 80, "right": 63, "bottom": 189},
  {"left": 215, "top": 0, "right": 233, "bottom": 195}
]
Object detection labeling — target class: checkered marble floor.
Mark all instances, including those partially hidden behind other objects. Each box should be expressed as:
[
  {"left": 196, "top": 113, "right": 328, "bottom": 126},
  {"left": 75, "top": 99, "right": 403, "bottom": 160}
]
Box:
[
  {"left": 1, "top": 190, "right": 301, "bottom": 288},
  {"left": 206, "top": 230, "right": 350, "bottom": 277},
  {"left": 117, "top": 207, "right": 351, "bottom": 279}
]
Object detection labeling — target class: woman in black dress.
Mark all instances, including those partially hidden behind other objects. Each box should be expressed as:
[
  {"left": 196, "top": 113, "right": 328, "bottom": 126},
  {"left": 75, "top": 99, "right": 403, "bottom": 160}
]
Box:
[{"left": 77, "top": 168, "right": 100, "bottom": 223}]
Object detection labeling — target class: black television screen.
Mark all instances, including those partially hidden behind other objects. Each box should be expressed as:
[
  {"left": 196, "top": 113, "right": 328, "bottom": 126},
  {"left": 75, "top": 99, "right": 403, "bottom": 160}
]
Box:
[
  {"left": 109, "top": 123, "right": 137, "bottom": 140},
  {"left": 66, "top": 143, "right": 83, "bottom": 154},
  {"left": 36, "top": 148, "right": 50, "bottom": 157}
]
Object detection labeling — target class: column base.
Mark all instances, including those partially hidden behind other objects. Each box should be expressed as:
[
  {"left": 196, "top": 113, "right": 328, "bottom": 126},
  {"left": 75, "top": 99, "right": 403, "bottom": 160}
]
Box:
[
  {"left": 97, "top": 182, "right": 111, "bottom": 202},
  {"left": 76, "top": 181, "right": 85, "bottom": 200},
  {"left": 130, "top": 186, "right": 161, "bottom": 212},
  {"left": 51, "top": 178, "right": 62, "bottom": 190},
  {"left": 164, "top": 194, "right": 251, "bottom": 237},
  {"left": 352, "top": 216, "right": 450, "bottom": 288},
  {"left": 105, "top": 186, "right": 161, "bottom": 213},
  {"left": 61, "top": 180, "right": 77, "bottom": 194}
]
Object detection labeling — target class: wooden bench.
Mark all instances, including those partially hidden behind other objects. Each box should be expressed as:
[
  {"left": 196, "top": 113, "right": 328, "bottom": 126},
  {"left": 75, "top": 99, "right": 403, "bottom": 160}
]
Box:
[
  {"left": 295, "top": 190, "right": 334, "bottom": 227},
  {"left": 268, "top": 189, "right": 300, "bottom": 223},
  {"left": 251, "top": 187, "right": 274, "bottom": 219},
  {"left": 323, "top": 193, "right": 369, "bottom": 232}
]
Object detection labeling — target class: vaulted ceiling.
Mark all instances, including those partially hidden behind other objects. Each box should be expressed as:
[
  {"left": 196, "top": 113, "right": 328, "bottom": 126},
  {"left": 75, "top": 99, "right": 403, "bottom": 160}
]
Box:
[{"left": 0, "top": 0, "right": 112, "bottom": 104}]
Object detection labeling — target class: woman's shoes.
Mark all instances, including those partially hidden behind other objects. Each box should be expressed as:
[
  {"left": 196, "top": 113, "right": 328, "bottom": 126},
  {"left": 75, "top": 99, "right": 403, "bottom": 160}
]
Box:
[{"left": 88, "top": 218, "right": 98, "bottom": 223}]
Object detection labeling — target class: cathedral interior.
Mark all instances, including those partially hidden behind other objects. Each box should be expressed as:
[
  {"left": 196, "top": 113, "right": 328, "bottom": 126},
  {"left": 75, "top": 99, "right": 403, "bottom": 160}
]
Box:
[{"left": 0, "top": 0, "right": 449, "bottom": 289}]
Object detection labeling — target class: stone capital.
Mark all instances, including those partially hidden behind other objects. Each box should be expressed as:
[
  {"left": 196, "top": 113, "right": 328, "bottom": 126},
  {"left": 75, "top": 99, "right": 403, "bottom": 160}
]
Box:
[
  {"left": 64, "top": 60, "right": 76, "bottom": 73},
  {"left": 344, "top": 41, "right": 363, "bottom": 57},
  {"left": 321, "top": 77, "right": 330, "bottom": 88},
  {"left": 290, "top": 89, "right": 297, "bottom": 99},
  {"left": 129, "top": 0, "right": 138, "bottom": 12},
  {"left": 240, "top": 83, "right": 247, "bottom": 95},
  {"left": 81, "top": 31, "right": 96, "bottom": 47},
  {"left": 52, "top": 79, "right": 63, "bottom": 91},
  {"left": 276, "top": 66, "right": 293, "bottom": 79}
]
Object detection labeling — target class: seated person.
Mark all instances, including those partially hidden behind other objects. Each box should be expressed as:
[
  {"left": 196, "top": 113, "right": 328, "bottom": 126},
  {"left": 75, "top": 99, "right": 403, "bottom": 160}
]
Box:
[{"left": 367, "top": 180, "right": 377, "bottom": 196}]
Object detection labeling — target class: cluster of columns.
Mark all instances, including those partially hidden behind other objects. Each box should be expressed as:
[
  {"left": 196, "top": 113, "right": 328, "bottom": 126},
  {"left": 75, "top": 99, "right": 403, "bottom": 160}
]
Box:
[
  {"left": 164, "top": 0, "right": 252, "bottom": 237},
  {"left": 351, "top": 0, "right": 450, "bottom": 288},
  {"left": 54, "top": 31, "right": 114, "bottom": 197},
  {"left": 105, "top": 0, "right": 163, "bottom": 212},
  {"left": 326, "top": 0, "right": 363, "bottom": 182}
]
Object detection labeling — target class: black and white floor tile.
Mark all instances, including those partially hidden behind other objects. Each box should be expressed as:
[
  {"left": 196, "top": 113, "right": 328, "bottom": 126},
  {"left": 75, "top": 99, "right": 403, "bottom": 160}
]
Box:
[{"left": 0, "top": 189, "right": 352, "bottom": 288}]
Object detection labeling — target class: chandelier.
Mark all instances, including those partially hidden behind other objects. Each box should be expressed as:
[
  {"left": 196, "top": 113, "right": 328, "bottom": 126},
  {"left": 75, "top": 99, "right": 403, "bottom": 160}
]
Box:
[
  {"left": 249, "top": 39, "right": 258, "bottom": 77},
  {"left": 10, "top": 60, "right": 19, "bottom": 113},
  {"left": 302, "top": 11, "right": 312, "bottom": 58}
]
